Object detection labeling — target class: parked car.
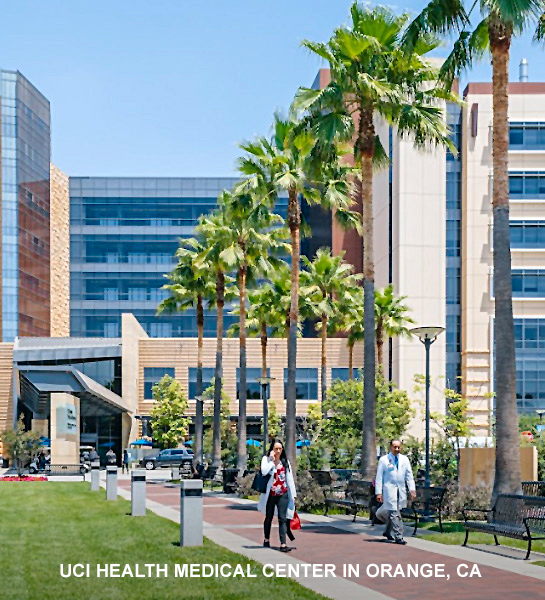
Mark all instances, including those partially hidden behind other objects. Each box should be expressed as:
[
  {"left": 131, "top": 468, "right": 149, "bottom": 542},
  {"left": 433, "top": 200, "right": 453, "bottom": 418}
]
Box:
[{"left": 140, "top": 448, "right": 194, "bottom": 470}]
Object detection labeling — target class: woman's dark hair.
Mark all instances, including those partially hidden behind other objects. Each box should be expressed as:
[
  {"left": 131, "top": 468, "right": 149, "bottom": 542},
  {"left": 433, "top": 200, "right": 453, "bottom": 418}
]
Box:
[{"left": 268, "top": 438, "right": 289, "bottom": 470}]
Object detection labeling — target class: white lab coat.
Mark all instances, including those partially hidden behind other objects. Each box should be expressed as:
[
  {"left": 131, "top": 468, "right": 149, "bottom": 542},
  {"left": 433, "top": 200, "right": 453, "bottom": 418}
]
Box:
[
  {"left": 257, "top": 456, "right": 297, "bottom": 520},
  {"left": 375, "top": 453, "right": 415, "bottom": 511}
]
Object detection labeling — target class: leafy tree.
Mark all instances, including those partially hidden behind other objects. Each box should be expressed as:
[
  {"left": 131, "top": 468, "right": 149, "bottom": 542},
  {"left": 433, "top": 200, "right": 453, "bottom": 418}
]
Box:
[
  {"left": 149, "top": 375, "right": 191, "bottom": 449},
  {"left": 301, "top": 248, "right": 362, "bottom": 411},
  {"left": 403, "top": 0, "right": 543, "bottom": 501},
  {"left": 238, "top": 113, "right": 357, "bottom": 470},
  {"left": 203, "top": 385, "right": 236, "bottom": 466},
  {"left": 158, "top": 236, "right": 215, "bottom": 464},
  {"left": 1, "top": 416, "right": 42, "bottom": 476},
  {"left": 374, "top": 285, "right": 414, "bottom": 371},
  {"left": 267, "top": 399, "right": 283, "bottom": 442},
  {"left": 296, "top": 2, "right": 456, "bottom": 479}
]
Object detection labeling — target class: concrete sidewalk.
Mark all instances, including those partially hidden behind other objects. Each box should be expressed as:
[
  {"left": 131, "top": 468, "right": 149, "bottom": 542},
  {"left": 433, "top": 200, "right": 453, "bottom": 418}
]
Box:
[{"left": 108, "top": 479, "right": 545, "bottom": 600}]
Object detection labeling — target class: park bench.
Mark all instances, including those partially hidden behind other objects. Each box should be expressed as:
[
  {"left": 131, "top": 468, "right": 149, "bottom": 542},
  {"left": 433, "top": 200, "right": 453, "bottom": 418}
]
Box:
[
  {"left": 323, "top": 478, "right": 375, "bottom": 521},
  {"left": 399, "top": 485, "right": 446, "bottom": 535},
  {"left": 462, "top": 493, "right": 545, "bottom": 559},
  {"left": 522, "top": 481, "right": 545, "bottom": 497},
  {"left": 46, "top": 464, "right": 87, "bottom": 479},
  {"left": 200, "top": 465, "right": 222, "bottom": 491},
  {"left": 223, "top": 468, "right": 253, "bottom": 493}
]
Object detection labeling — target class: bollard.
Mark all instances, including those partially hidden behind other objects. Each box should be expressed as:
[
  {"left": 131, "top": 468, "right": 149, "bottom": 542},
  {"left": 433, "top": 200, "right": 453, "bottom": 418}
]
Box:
[
  {"left": 131, "top": 469, "right": 146, "bottom": 516},
  {"left": 106, "top": 466, "right": 118, "bottom": 501},
  {"left": 90, "top": 461, "right": 100, "bottom": 491},
  {"left": 179, "top": 479, "right": 203, "bottom": 546}
]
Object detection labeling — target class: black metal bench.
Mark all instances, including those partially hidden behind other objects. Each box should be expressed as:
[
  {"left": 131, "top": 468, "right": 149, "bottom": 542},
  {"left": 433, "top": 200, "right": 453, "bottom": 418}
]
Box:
[
  {"left": 223, "top": 468, "right": 253, "bottom": 493},
  {"left": 463, "top": 493, "right": 545, "bottom": 559},
  {"left": 324, "top": 479, "right": 375, "bottom": 521},
  {"left": 400, "top": 485, "right": 446, "bottom": 535},
  {"left": 522, "top": 481, "right": 545, "bottom": 497},
  {"left": 46, "top": 464, "right": 87, "bottom": 479},
  {"left": 201, "top": 466, "right": 221, "bottom": 491}
]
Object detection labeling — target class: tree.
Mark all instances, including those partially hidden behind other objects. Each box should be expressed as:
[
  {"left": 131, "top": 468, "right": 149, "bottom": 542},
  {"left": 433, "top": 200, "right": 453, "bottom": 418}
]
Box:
[
  {"left": 238, "top": 115, "right": 357, "bottom": 470},
  {"left": 203, "top": 385, "right": 236, "bottom": 467},
  {"left": 158, "top": 236, "right": 214, "bottom": 465},
  {"left": 337, "top": 287, "right": 365, "bottom": 379},
  {"left": 301, "top": 248, "right": 362, "bottom": 412},
  {"left": 195, "top": 203, "right": 235, "bottom": 468},
  {"left": 403, "top": 0, "right": 542, "bottom": 500},
  {"left": 214, "top": 188, "right": 288, "bottom": 473},
  {"left": 297, "top": 2, "right": 456, "bottom": 479},
  {"left": 1, "top": 416, "right": 42, "bottom": 476},
  {"left": 374, "top": 285, "right": 414, "bottom": 371},
  {"left": 149, "top": 375, "right": 191, "bottom": 449}
]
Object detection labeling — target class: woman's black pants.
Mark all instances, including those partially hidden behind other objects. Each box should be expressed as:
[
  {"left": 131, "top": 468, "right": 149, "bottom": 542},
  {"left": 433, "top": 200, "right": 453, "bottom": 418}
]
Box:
[{"left": 264, "top": 492, "right": 289, "bottom": 545}]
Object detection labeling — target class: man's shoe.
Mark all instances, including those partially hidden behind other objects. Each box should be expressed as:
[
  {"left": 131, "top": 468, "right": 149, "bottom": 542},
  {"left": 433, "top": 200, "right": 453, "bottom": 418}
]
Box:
[
  {"left": 279, "top": 546, "right": 292, "bottom": 553},
  {"left": 394, "top": 539, "right": 407, "bottom": 545},
  {"left": 263, "top": 540, "right": 270, "bottom": 548}
]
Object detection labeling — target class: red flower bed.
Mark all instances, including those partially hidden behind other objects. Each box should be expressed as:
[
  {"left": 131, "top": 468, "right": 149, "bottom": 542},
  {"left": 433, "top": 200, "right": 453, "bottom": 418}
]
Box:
[{"left": 1, "top": 476, "right": 48, "bottom": 482}]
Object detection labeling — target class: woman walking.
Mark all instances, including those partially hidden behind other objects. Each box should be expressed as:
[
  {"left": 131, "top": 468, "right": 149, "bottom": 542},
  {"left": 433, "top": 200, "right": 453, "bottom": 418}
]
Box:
[{"left": 258, "top": 438, "right": 297, "bottom": 552}]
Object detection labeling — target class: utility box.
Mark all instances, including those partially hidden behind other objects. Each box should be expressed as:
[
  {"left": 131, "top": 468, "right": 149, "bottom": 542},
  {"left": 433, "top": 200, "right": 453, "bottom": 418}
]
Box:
[
  {"left": 106, "top": 466, "right": 117, "bottom": 500},
  {"left": 131, "top": 469, "right": 146, "bottom": 516},
  {"left": 179, "top": 479, "right": 203, "bottom": 546},
  {"left": 90, "top": 461, "right": 100, "bottom": 491}
]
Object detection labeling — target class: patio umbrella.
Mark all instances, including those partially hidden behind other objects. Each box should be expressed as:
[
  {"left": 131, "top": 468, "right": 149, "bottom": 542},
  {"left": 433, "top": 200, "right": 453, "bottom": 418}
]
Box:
[
  {"left": 99, "top": 441, "right": 115, "bottom": 447},
  {"left": 296, "top": 440, "right": 311, "bottom": 448},
  {"left": 184, "top": 440, "right": 194, "bottom": 445},
  {"left": 130, "top": 439, "right": 153, "bottom": 447},
  {"left": 246, "top": 439, "right": 261, "bottom": 447},
  {"left": 38, "top": 436, "right": 51, "bottom": 446}
]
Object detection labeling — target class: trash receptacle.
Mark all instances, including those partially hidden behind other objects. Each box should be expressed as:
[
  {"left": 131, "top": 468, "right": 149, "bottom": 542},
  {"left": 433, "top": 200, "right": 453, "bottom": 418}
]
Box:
[{"left": 222, "top": 468, "right": 239, "bottom": 494}]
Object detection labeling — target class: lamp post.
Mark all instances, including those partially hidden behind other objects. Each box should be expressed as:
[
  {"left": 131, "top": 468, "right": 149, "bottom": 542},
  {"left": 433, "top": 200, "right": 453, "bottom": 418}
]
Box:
[
  {"left": 410, "top": 326, "right": 445, "bottom": 488},
  {"left": 256, "top": 377, "right": 275, "bottom": 449},
  {"left": 536, "top": 409, "right": 545, "bottom": 423},
  {"left": 194, "top": 394, "right": 212, "bottom": 465}
]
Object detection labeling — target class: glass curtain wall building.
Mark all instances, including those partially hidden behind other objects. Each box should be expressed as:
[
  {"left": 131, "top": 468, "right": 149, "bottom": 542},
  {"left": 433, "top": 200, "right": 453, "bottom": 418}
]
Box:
[
  {"left": 69, "top": 178, "right": 288, "bottom": 338},
  {"left": 0, "top": 70, "right": 51, "bottom": 341}
]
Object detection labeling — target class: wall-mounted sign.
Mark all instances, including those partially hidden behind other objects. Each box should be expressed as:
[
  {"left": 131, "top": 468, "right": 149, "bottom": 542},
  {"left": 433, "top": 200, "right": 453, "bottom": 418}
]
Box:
[{"left": 57, "top": 404, "right": 77, "bottom": 436}]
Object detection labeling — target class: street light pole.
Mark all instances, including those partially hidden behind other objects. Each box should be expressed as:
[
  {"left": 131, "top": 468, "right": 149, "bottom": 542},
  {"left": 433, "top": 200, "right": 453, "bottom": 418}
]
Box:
[
  {"left": 256, "top": 377, "right": 275, "bottom": 451},
  {"left": 195, "top": 394, "right": 211, "bottom": 466},
  {"left": 410, "top": 326, "right": 445, "bottom": 489}
]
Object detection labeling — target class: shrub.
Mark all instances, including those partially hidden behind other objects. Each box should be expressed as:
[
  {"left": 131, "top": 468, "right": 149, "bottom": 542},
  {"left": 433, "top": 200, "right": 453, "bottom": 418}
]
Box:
[
  {"left": 442, "top": 483, "right": 492, "bottom": 520},
  {"left": 235, "top": 472, "right": 257, "bottom": 499},
  {"left": 294, "top": 470, "right": 324, "bottom": 511}
]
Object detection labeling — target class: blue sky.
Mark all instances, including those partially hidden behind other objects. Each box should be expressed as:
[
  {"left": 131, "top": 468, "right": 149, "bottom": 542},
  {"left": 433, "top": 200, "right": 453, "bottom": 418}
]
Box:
[{"left": 1, "top": 1, "right": 544, "bottom": 177}]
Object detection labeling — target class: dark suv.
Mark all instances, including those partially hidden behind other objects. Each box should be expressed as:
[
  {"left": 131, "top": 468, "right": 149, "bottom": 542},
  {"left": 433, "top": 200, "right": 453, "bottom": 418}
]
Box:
[{"left": 141, "top": 448, "right": 194, "bottom": 470}]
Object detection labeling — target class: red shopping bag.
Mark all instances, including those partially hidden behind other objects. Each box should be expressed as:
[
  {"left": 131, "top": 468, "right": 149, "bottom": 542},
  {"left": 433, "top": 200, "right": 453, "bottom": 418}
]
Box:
[{"left": 290, "top": 510, "right": 301, "bottom": 530}]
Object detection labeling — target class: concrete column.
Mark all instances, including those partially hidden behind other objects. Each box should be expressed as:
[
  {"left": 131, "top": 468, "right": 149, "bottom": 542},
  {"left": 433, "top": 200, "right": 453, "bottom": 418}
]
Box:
[
  {"left": 131, "top": 470, "right": 146, "bottom": 516},
  {"left": 50, "top": 393, "right": 80, "bottom": 464},
  {"left": 106, "top": 466, "right": 117, "bottom": 500},
  {"left": 179, "top": 479, "right": 203, "bottom": 547},
  {"left": 90, "top": 461, "right": 100, "bottom": 491}
]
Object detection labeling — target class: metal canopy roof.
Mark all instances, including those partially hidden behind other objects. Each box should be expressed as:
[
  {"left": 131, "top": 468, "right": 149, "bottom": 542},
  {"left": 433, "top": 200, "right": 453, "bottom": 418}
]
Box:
[
  {"left": 14, "top": 336, "right": 122, "bottom": 364},
  {"left": 18, "top": 366, "right": 129, "bottom": 418}
]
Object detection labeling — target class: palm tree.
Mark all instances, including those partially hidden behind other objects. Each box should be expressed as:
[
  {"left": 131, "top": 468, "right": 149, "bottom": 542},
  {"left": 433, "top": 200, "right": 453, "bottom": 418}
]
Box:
[
  {"left": 195, "top": 203, "right": 233, "bottom": 469},
  {"left": 301, "top": 248, "right": 362, "bottom": 412},
  {"left": 402, "top": 0, "right": 541, "bottom": 501},
  {"left": 238, "top": 115, "right": 356, "bottom": 469},
  {"left": 296, "top": 2, "right": 456, "bottom": 477},
  {"left": 157, "top": 237, "right": 214, "bottom": 465},
  {"left": 374, "top": 285, "right": 414, "bottom": 372},
  {"left": 215, "top": 189, "right": 289, "bottom": 472},
  {"left": 337, "top": 288, "right": 365, "bottom": 379}
]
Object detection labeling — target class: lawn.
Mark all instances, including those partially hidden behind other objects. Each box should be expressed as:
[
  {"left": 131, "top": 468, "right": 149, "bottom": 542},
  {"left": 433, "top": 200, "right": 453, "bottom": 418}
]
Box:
[
  {"left": 0, "top": 482, "right": 327, "bottom": 600},
  {"left": 417, "top": 520, "right": 545, "bottom": 559}
]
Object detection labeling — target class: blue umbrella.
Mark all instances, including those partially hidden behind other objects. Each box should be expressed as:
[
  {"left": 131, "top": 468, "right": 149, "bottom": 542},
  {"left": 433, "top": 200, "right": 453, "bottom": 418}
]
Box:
[
  {"left": 296, "top": 439, "right": 311, "bottom": 448},
  {"left": 39, "top": 436, "right": 50, "bottom": 446},
  {"left": 130, "top": 439, "right": 153, "bottom": 447},
  {"left": 246, "top": 439, "right": 261, "bottom": 447},
  {"left": 184, "top": 440, "right": 194, "bottom": 446},
  {"left": 99, "top": 441, "right": 115, "bottom": 447}
]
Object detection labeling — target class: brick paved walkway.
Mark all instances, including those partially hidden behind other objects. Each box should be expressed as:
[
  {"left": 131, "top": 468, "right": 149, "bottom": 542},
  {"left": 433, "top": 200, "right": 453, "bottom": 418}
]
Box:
[{"left": 117, "top": 479, "right": 545, "bottom": 600}]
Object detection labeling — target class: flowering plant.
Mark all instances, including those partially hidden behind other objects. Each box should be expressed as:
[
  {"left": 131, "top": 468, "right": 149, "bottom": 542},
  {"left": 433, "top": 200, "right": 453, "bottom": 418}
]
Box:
[{"left": 1, "top": 475, "right": 48, "bottom": 482}]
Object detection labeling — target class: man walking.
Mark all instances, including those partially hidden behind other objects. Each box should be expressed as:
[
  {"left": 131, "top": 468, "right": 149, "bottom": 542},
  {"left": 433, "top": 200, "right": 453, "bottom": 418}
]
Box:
[{"left": 375, "top": 439, "right": 416, "bottom": 545}]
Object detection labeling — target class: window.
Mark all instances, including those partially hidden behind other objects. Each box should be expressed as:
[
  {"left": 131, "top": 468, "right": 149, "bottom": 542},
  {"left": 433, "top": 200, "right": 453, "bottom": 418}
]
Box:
[
  {"left": 149, "top": 322, "right": 172, "bottom": 337},
  {"left": 511, "top": 270, "right": 545, "bottom": 297},
  {"left": 103, "top": 322, "right": 119, "bottom": 337},
  {"left": 330, "top": 368, "right": 362, "bottom": 382},
  {"left": 144, "top": 367, "right": 175, "bottom": 399},
  {"left": 510, "top": 221, "right": 545, "bottom": 248},
  {"left": 188, "top": 367, "right": 215, "bottom": 399},
  {"left": 509, "top": 122, "right": 545, "bottom": 150},
  {"left": 128, "top": 288, "right": 147, "bottom": 301},
  {"left": 283, "top": 368, "right": 318, "bottom": 400},
  {"left": 509, "top": 171, "right": 545, "bottom": 199},
  {"left": 237, "top": 368, "right": 270, "bottom": 399}
]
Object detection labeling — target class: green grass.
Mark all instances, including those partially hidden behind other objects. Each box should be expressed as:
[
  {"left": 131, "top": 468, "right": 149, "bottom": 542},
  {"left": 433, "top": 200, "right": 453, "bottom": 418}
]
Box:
[
  {"left": 0, "top": 482, "right": 327, "bottom": 600},
  {"left": 416, "top": 520, "right": 545, "bottom": 557}
]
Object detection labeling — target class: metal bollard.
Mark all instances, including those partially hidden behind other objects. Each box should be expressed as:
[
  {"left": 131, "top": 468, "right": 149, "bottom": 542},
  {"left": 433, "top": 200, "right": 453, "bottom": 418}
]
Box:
[
  {"left": 179, "top": 479, "right": 203, "bottom": 546},
  {"left": 106, "top": 466, "right": 118, "bottom": 501},
  {"left": 90, "top": 461, "right": 100, "bottom": 491},
  {"left": 131, "top": 469, "right": 146, "bottom": 516}
]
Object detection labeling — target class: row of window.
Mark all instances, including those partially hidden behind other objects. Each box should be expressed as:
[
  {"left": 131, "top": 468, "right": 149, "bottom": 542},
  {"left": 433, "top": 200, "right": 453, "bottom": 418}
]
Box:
[
  {"left": 512, "top": 270, "right": 545, "bottom": 297},
  {"left": 510, "top": 122, "right": 545, "bottom": 150},
  {"left": 143, "top": 367, "right": 361, "bottom": 401},
  {"left": 509, "top": 172, "right": 545, "bottom": 199}
]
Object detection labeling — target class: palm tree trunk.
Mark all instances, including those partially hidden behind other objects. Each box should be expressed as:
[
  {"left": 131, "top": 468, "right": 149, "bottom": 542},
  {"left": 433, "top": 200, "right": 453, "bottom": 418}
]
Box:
[
  {"left": 194, "top": 294, "right": 204, "bottom": 467},
  {"left": 261, "top": 321, "right": 268, "bottom": 447},
  {"left": 359, "top": 107, "right": 377, "bottom": 479},
  {"left": 321, "top": 314, "right": 327, "bottom": 415},
  {"left": 376, "top": 321, "right": 384, "bottom": 375},
  {"left": 212, "top": 269, "right": 225, "bottom": 468},
  {"left": 348, "top": 340, "right": 354, "bottom": 380},
  {"left": 286, "top": 187, "right": 300, "bottom": 472},
  {"left": 237, "top": 263, "right": 248, "bottom": 473},
  {"left": 489, "top": 27, "right": 522, "bottom": 500}
]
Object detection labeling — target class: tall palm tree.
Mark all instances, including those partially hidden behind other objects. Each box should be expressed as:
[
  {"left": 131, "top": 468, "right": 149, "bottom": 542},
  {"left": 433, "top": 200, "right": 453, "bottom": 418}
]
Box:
[
  {"left": 402, "top": 0, "right": 542, "bottom": 501},
  {"left": 296, "top": 2, "right": 456, "bottom": 477},
  {"left": 337, "top": 287, "right": 365, "bottom": 380},
  {"left": 374, "top": 285, "right": 414, "bottom": 371},
  {"left": 157, "top": 237, "right": 214, "bottom": 465},
  {"left": 215, "top": 189, "right": 289, "bottom": 472},
  {"left": 238, "top": 115, "right": 357, "bottom": 469},
  {"left": 301, "top": 248, "right": 362, "bottom": 412},
  {"left": 195, "top": 204, "right": 233, "bottom": 469}
]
